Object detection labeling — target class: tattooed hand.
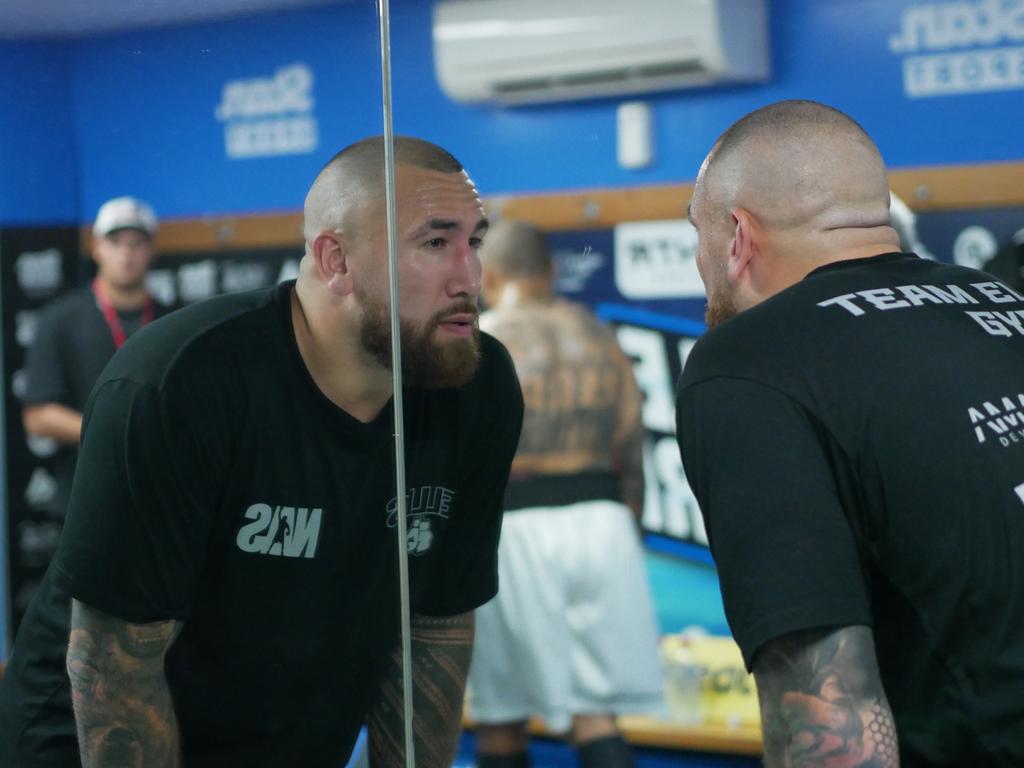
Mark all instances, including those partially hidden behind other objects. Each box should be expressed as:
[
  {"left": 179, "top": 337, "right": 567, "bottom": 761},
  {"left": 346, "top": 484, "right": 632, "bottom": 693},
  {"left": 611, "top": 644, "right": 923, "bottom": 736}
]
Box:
[
  {"left": 754, "top": 626, "right": 899, "bottom": 768},
  {"left": 66, "top": 599, "right": 182, "bottom": 768}
]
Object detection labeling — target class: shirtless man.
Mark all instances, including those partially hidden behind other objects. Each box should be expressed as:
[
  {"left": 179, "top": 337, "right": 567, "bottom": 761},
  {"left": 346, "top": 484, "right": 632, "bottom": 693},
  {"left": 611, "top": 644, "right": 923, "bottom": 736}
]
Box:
[{"left": 467, "top": 220, "right": 663, "bottom": 768}]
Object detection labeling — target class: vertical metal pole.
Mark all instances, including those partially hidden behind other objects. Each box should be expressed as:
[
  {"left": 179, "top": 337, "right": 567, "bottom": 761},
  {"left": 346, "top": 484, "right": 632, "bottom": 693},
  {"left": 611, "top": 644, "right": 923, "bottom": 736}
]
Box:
[
  {"left": 0, "top": 240, "right": 9, "bottom": 658},
  {"left": 375, "top": 1, "right": 415, "bottom": 766}
]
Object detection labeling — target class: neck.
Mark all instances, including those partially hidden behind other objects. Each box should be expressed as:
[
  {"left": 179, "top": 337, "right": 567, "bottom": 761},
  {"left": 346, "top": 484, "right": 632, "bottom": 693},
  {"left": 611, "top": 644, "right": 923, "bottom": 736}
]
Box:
[
  {"left": 798, "top": 230, "right": 903, "bottom": 277},
  {"left": 494, "top": 279, "right": 553, "bottom": 308},
  {"left": 756, "top": 226, "right": 901, "bottom": 297},
  {"left": 96, "top": 277, "right": 148, "bottom": 310},
  {"left": 291, "top": 281, "right": 392, "bottom": 423}
]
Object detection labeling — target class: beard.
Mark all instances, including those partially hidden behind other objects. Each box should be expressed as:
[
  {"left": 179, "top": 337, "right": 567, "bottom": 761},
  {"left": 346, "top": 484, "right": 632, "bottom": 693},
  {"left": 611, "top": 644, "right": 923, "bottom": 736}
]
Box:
[
  {"left": 704, "top": 282, "right": 740, "bottom": 330},
  {"left": 357, "top": 288, "right": 481, "bottom": 389}
]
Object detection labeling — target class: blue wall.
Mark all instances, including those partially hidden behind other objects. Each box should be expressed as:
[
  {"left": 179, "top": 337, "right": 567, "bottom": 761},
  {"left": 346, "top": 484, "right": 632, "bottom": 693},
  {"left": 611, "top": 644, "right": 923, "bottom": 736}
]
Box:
[
  {"left": 1, "top": 0, "right": 1022, "bottom": 225},
  {"left": 352, "top": 0, "right": 1024, "bottom": 191},
  {"left": 0, "top": 40, "right": 77, "bottom": 225},
  {"left": 69, "top": 2, "right": 382, "bottom": 222}
]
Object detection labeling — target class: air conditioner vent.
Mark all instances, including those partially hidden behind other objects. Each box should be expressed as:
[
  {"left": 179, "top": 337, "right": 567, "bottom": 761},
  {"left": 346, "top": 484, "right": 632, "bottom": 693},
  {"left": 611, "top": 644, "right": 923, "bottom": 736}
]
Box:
[{"left": 433, "top": 0, "right": 770, "bottom": 105}]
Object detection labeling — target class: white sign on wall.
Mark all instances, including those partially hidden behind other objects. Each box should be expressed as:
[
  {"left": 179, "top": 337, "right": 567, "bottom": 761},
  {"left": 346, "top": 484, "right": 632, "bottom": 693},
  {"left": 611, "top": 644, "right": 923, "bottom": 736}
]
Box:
[
  {"left": 15, "top": 249, "right": 63, "bottom": 298},
  {"left": 614, "top": 219, "right": 704, "bottom": 300},
  {"left": 614, "top": 325, "right": 707, "bottom": 545},
  {"left": 890, "top": 0, "right": 1024, "bottom": 97},
  {"left": 554, "top": 246, "right": 606, "bottom": 293},
  {"left": 215, "top": 63, "right": 319, "bottom": 159}
]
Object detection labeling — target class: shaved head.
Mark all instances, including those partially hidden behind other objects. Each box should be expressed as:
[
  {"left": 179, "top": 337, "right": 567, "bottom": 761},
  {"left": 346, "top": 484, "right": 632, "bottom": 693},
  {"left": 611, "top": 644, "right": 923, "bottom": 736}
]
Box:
[
  {"left": 691, "top": 100, "right": 900, "bottom": 329},
  {"left": 697, "top": 100, "right": 891, "bottom": 233},
  {"left": 480, "top": 220, "right": 552, "bottom": 278},
  {"left": 303, "top": 135, "right": 463, "bottom": 244}
]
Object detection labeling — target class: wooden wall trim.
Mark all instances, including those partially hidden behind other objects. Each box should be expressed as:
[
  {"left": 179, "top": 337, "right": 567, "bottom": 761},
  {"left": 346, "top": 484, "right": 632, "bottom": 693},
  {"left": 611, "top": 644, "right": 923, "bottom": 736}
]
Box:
[
  {"left": 491, "top": 159, "right": 1024, "bottom": 231},
  {"left": 888, "top": 160, "right": 1024, "bottom": 212},
  {"left": 81, "top": 160, "right": 1024, "bottom": 253},
  {"left": 80, "top": 211, "right": 306, "bottom": 256}
]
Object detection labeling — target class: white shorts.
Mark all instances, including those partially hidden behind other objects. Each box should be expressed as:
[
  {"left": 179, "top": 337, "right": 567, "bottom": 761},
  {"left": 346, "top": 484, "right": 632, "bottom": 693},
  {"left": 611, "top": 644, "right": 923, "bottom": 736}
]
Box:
[{"left": 468, "top": 500, "right": 665, "bottom": 732}]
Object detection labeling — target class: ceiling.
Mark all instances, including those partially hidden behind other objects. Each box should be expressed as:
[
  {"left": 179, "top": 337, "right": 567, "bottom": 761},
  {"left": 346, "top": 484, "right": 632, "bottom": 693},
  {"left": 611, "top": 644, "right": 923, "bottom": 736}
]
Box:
[{"left": 0, "top": 0, "right": 344, "bottom": 39}]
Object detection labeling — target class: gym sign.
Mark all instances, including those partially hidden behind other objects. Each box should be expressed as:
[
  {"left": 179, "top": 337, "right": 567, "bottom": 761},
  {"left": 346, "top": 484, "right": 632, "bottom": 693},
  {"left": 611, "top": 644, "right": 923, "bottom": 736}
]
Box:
[
  {"left": 215, "top": 63, "right": 319, "bottom": 160},
  {"left": 890, "top": 0, "right": 1024, "bottom": 97},
  {"left": 614, "top": 219, "right": 704, "bottom": 300}
]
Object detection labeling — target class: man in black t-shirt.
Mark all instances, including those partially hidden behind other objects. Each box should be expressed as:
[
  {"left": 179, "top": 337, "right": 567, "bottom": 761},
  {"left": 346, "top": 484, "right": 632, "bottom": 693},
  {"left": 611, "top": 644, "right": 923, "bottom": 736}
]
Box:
[
  {"left": 0, "top": 136, "right": 524, "bottom": 768},
  {"left": 21, "top": 196, "right": 166, "bottom": 517},
  {"left": 676, "top": 100, "right": 1024, "bottom": 766}
]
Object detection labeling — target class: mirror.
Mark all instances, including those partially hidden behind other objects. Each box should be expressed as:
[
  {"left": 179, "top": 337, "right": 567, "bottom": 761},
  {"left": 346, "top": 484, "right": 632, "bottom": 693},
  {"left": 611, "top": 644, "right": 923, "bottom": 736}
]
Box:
[{"left": 5, "top": 1, "right": 1023, "bottom": 766}]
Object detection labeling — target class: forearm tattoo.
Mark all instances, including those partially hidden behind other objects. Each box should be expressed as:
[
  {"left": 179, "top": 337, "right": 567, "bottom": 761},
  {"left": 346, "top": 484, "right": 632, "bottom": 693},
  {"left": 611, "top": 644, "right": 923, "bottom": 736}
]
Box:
[
  {"left": 754, "top": 626, "right": 899, "bottom": 768},
  {"left": 368, "top": 612, "right": 475, "bottom": 768},
  {"left": 66, "top": 599, "right": 182, "bottom": 768}
]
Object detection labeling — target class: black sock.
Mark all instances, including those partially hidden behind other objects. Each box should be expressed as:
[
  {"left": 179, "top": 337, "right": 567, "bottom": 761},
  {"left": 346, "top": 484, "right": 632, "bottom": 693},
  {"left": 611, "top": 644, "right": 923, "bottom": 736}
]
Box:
[
  {"left": 477, "top": 752, "right": 530, "bottom": 768},
  {"left": 577, "top": 735, "right": 634, "bottom": 768}
]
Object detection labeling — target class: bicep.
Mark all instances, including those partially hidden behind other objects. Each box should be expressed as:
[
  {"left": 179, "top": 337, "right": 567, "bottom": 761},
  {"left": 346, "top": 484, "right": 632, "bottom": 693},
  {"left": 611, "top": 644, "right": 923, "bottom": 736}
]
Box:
[
  {"left": 677, "top": 378, "right": 872, "bottom": 666},
  {"left": 612, "top": 345, "right": 644, "bottom": 465},
  {"left": 754, "top": 625, "right": 899, "bottom": 768},
  {"left": 56, "top": 379, "right": 225, "bottom": 622},
  {"left": 410, "top": 611, "right": 475, "bottom": 647},
  {"left": 67, "top": 599, "right": 181, "bottom": 688}
]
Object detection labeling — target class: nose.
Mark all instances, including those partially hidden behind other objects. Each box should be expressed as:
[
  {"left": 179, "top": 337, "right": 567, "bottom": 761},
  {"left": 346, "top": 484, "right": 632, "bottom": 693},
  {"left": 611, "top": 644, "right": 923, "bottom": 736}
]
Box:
[{"left": 447, "top": 240, "right": 481, "bottom": 299}]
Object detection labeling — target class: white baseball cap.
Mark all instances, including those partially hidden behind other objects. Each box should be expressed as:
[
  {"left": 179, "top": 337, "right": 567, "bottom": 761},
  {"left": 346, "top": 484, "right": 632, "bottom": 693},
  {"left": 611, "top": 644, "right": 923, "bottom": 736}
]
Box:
[{"left": 93, "top": 196, "right": 158, "bottom": 239}]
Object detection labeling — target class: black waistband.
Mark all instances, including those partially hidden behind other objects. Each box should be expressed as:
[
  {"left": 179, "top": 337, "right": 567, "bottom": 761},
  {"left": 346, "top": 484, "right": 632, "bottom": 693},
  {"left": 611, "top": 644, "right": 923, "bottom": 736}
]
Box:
[{"left": 504, "top": 470, "right": 621, "bottom": 512}]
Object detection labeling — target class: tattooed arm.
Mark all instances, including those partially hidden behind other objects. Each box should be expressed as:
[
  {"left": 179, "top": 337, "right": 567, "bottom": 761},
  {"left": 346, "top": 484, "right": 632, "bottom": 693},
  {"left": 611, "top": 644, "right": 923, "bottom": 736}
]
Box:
[
  {"left": 612, "top": 342, "right": 645, "bottom": 523},
  {"left": 66, "top": 599, "right": 182, "bottom": 767},
  {"left": 754, "top": 625, "right": 899, "bottom": 768},
  {"left": 368, "top": 611, "right": 475, "bottom": 768}
]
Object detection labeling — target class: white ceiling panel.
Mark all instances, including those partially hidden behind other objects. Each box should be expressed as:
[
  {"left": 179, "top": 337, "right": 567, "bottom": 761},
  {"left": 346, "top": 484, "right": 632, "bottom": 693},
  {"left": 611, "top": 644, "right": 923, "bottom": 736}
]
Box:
[{"left": 0, "top": 0, "right": 346, "bottom": 39}]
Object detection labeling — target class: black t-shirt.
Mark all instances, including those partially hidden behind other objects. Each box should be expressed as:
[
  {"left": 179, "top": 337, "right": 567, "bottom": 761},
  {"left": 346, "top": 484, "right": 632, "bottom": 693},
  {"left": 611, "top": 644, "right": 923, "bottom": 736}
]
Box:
[
  {"left": 0, "top": 281, "right": 523, "bottom": 767},
  {"left": 676, "top": 253, "right": 1024, "bottom": 766},
  {"left": 21, "top": 285, "right": 168, "bottom": 515}
]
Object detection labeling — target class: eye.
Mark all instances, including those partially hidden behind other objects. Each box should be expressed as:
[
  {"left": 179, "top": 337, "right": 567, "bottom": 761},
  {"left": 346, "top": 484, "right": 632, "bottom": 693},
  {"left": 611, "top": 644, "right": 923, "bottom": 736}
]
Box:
[
  {"left": 425, "top": 237, "right": 447, "bottom": 249},
  {"left": 469, "top": 236, "right": 484, "bottom": 250}
]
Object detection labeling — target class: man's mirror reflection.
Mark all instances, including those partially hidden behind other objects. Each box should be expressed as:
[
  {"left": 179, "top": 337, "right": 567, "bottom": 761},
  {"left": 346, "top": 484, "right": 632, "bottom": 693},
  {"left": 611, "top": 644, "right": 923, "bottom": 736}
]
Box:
[{"left": 0, "top": 1, "right": 1023, "bottom": 767}]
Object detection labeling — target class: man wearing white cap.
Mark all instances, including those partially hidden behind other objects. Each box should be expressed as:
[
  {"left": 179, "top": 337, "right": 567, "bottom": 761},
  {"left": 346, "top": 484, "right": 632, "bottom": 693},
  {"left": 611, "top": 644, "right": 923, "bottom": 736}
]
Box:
[{"left": 21, "top": 196, "right": 167, "bottom": 517}]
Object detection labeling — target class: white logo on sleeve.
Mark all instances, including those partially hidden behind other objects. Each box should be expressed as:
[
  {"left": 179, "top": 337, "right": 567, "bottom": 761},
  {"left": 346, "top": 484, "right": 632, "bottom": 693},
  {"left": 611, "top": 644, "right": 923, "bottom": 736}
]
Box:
[
  {"left": 385, "top": 486, "right": 454, "bottom": 556},
  {"left": 968, "top": 393, "right": 1024, "bottom": 447},
  {"left": 235, "top": 503, "right": 322, "bottom": 558}
]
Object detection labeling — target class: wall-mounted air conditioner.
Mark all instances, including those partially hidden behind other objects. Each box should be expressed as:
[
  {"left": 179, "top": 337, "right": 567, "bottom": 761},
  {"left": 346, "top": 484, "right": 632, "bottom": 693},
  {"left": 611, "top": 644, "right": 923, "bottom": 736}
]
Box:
[{"left": 432, "top": 0, "right": 770, "bottom": 105}]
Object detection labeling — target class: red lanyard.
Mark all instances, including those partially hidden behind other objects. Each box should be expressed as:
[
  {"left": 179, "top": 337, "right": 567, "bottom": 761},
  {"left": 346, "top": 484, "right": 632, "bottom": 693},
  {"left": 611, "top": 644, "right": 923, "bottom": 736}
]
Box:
[{"left": 92, "top": 278, "right": 155, "bottom": 350}]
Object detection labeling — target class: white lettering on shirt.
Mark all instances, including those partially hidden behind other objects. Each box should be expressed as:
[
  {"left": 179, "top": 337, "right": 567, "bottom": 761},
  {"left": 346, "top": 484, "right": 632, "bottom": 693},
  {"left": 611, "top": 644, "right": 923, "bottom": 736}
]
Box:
[
  {"left": 817, "top": 283, "right": 987, "bottom": 316},
  {"left": 967, "top": 392, "right": 1024, "bottom": 445},
  {"left": 235, "top": 503, "right": 322, "bottom": 558}
]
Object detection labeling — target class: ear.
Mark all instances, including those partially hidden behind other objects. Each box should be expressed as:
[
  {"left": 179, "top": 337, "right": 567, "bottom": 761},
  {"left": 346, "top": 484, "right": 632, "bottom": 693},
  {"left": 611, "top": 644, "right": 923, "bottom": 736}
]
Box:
[
  {"left": 726, "top": 207, "right": 757, "bottom": 283},
  {"left": 311, "top": 230, "right": 353, "bottom": 296}
]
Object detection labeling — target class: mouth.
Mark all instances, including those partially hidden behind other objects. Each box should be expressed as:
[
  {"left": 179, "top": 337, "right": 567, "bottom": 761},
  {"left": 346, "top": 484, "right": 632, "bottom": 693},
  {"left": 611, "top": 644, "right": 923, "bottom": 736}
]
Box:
[{"left": 436, "top": 312, "right": 477, "bottom": 338}]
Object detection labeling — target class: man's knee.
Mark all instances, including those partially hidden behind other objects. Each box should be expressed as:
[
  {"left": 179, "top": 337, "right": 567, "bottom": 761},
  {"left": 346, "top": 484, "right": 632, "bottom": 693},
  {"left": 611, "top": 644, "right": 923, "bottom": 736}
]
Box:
[
  {"left": 476, "top": 721, "right": 529, "bottom": 755},
  {"left": 569, "top": 713, "right": 619, "bottom": 746}
]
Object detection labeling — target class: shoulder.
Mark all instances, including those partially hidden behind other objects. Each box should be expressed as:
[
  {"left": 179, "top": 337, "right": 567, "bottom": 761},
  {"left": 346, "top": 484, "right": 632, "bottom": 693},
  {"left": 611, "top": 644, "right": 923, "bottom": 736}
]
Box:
[
  {"left": 474, "top": 332, "right": 518, "bottom": 390},
  {"left": 100, "top": 283, "right": 285, "bottom": 393},
  {"left": 679, "top": 303, "right": 783, "bottom": 392},
  {"left": 479, "top": 305, "right": 533, "bottom": 338},
  {"left": 451, "top": 332, "right": 522, "bottom": 424},
  {"left": 679, "top": 256, "right": 916, "bottom": 390},
  {"left": 551, "top": 297, "right": 607, "bottom": 331},
  {"left": 36, "top": 286, "right": 98, "bottom": 325},
  {"left": 483, "top": 299, "right": 610, "bottom": 347}
]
